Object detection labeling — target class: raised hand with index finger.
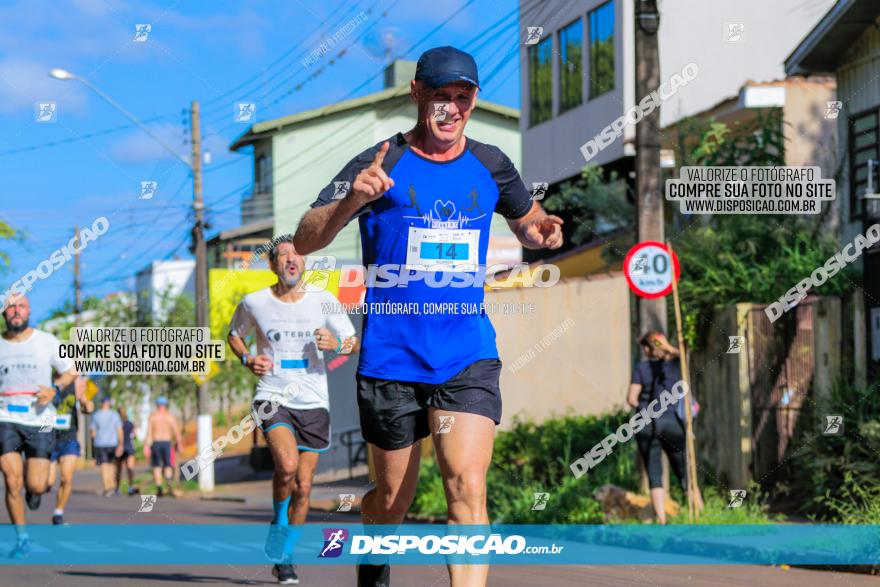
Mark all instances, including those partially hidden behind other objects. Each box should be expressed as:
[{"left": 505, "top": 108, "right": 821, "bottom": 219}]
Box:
[{"left": 350, "top": 141, "right": 395, "bottom": 205}]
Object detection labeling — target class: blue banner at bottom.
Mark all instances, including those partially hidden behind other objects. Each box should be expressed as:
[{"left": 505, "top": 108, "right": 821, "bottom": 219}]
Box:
[{"left": 2, "top": 524, "right": 879, "bottom": 565}]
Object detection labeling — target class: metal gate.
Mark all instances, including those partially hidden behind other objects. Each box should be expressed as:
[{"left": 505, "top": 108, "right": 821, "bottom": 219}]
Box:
[{"left": 747, "top": 298, "right": 816, "bottom": 484}]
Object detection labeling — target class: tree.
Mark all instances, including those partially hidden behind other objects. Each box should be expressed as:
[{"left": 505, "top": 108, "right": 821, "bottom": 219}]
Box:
[
  {"left": 672, "top": 109, "right": 854, "bottom": 347},
  {"left": 542, "top": 165, "right": 634, "bottom": 268},
  {"left": 0, "top": 220, "right": 21, "bottom": 290},
  {"left": 543, "top": 109, "right": 852, "bottom": 347}
]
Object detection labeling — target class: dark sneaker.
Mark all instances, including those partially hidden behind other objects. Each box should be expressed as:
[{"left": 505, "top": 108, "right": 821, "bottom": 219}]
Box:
[
  {"left": 127, "top": 487, "right": 138, "bottom": 496},
  {"left": 357, "top": 563, "right": 390, "bottom": 587},
  {"left": 9, "top": 540, "right": 31, "bottom": 559},
  {"left": 25, "top": 491, "right": 41, "bottom": 511},
  {"left": 52, "top": 513, "right": 64, "bottom": 525},
  {"left": 271, "top": 564, "right": 299, "bottom": 585}
]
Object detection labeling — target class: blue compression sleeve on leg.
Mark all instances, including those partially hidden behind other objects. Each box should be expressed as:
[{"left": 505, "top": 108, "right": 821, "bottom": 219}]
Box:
[{"left": 272, "top": 496, "right": 291, "bottom": 526}]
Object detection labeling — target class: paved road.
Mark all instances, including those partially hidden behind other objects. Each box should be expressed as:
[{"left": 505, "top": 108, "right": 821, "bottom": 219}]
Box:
[{"left": 0, "top": 479, "right": 874, "bottom": 586}]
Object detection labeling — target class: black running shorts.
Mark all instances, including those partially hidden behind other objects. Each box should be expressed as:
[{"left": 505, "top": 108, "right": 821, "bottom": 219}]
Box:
[
  {"left": 150, "top": 440, "right": 172, "bottom": 468},
  {"left": 253, "top": 403, "right": 331, "bottom": 452},
  {"left": 94, "top": 446, "right": 116, "bottom": 465},
  {"left": 0, "top": 422, "right": 54, "bottom": 459},
  {"left": 356, "top": 358, "right": 502, "bottom": 451}
]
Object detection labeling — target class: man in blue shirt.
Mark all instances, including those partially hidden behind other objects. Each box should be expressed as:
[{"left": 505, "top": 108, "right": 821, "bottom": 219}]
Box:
[{"left": 294, "top": 46, "right": 563, "bottom": 587}]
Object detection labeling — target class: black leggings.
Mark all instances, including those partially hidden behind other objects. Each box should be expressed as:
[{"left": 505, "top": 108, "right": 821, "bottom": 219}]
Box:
[{"left": 635, "top": 415, "right": 688, "bottom": 490}]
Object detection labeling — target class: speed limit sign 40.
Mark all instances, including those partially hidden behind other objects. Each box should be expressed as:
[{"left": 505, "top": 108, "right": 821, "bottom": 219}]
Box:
[{"left": 623, "top": 241, "right": 681, "bottom": 298}]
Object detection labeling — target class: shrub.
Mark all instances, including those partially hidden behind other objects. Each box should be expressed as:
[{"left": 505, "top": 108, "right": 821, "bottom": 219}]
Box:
[
  {"left": 779, "top": 379, "right": 880, "bottom": 521},
  {"left": 413, "top": 411, "right": 639, "bottom": 523}
]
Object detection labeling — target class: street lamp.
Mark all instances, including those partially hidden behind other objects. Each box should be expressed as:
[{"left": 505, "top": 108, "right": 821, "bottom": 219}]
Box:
[
  {"left": 50, "top": 68, "right": 214, "bottom": 493},
  {"left": 50, "top": 68, "right": 190, "bottom": 168},
  {"left": 636, "top": 0, "right": 660, "bottom": 35}
]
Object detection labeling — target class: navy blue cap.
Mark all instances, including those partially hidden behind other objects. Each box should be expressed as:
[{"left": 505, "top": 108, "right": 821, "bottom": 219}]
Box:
[{"left": 415, "top": 46, "right": 480, "bottom": 89}]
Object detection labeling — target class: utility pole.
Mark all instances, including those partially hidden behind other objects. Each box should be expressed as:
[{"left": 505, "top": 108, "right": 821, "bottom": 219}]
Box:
[
  {"left": 635, "top": 0, "right": 666, "bottom": 334},
  {"left": 48, "top": 70, "right": 215, "bottom": 490},
  {"left": 190, "top": 100, "right": 213, "bottom": 492},
  {"left": 634, "top": 0, "right": 668, "bottom": 496}
]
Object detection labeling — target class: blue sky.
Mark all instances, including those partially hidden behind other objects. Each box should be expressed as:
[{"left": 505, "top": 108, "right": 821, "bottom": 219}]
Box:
[{"left": 0, "top": 0, "right": 523, "bottom": 321}]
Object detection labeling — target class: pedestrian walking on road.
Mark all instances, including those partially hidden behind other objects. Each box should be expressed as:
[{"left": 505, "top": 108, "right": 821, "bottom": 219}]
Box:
[
  {"left": 90, "top": 396, "right": 123, "bottom": 496},
  {"left": 144, "top": 396, "right": 182, "bottom": 497},
  {"left": 627, "top": 331, "right": 703, "bottom": 523},
  {"left": 116, "top": 407, "right": 137, "bottom": 495}
]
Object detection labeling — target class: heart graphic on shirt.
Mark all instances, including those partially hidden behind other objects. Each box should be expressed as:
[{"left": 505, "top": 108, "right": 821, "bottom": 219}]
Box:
[{"left": 434, "top": 200, "right": 456, "bottom": 221}]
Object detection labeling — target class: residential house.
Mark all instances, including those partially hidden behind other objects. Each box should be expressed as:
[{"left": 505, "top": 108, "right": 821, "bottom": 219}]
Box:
[
  {"left": 785, "top": 0, "right": 880, "bottom": 372},
  {"left": 134, "top": 259, "right": 195, "bottom": 321},
  {"left": 230, "top": 60, "right": 525, "bottom": 267}
]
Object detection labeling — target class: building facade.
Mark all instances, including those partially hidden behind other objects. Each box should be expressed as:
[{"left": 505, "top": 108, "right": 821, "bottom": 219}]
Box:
[{"left": 518, "top": 0, "right": 836, "bottom": 189}]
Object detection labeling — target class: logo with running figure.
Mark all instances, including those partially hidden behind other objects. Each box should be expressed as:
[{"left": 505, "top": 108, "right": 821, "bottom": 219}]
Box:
[
  {"left": 401, "top": 185, "right": 486, "bottom": 229},
  {"left": 332, "top": 181, "right": 350, "bottom": 200},
  {"left": 823, "top": 415, "right": 843, "bottom": 435},
  {"left": 139, "top": 495, "right": 157, "bottom": 512},
  {"left": 38, "top": 415, "right": 53, "bottom": 433},
  {"left": 727, "top": 336, "right": 745, "bottom": 354},
  {"left": 437, "top": 415, "right": 455, "bottom": 434},
  {"left": 337, "top": 494, "right": 355, "bottom": 512},
  {"left": 530, "top": 182, "right": 548, "bottom": 201},
  {"left": 525, "top": 27, "right": 543, "bottom": 45},
  {"left": 531, "top": 492, "right": 549, "bottom": 510},
  {"left": 727, "top": 489, "right": 746, "bottom": 508},
  {"left": 318, "top": 528, "right": 348, "bottom": 558}
]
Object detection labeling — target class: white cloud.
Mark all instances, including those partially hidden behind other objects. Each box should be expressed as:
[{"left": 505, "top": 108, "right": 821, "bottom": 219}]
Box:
[
  {"left": 0, "top": 59, "right": 88, "bottom": 115},
  {"left": 109, "top": 122, "right": 188, "bottom": 162},
  {"left": 108, "top": 121, "right": 233, "bottom": 164}
]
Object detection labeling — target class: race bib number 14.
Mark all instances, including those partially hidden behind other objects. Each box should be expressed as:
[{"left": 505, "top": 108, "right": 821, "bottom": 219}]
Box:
[{"left": 405, "top": 227, "right": 479, "bottom": 272}]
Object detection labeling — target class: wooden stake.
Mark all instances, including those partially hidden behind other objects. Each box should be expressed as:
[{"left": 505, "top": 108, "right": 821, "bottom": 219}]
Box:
[{"left": 667, "top": 240, "right": 701, "bottom": 522}]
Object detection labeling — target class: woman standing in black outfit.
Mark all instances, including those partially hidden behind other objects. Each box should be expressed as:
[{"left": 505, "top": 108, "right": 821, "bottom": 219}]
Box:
[{"left": 627, "top": 331, "right": 702, "bottom": 523}]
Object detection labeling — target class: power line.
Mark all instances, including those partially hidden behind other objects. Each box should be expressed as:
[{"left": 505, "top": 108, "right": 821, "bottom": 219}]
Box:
[
  {"left": 198, "top": 0, "right": 365, "bottom": 116},
  {"left": 0, "top": 114, "right": 175, "bottom": 157},
  {"left": 335, "top": 0, "right": 478, "bottom": 103},
  {"left": 202, "top": 0, "right": 403, "bottom": 132}
]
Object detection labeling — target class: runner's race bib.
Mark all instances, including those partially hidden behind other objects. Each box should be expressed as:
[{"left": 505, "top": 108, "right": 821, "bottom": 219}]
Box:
[
  {"left": 273, "top": 350, "right": 310, "bottom": 376},
  {"left": 54, "top": 414, "right": 72, "bottom": 430},
  {"left": 0, "top": 393, "right": 36, "bottom": 415},
  {"left": 405, "top": 227, "right": 479, "bottom": 272}
]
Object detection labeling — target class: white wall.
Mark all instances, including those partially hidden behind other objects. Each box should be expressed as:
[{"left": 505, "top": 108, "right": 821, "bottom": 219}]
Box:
[
  {"left": 492, "top": 274, "right": 632, "bottom": 427},
  {"left": 657, "top": 0, "right": 836, "bottom": 127},
  {"left": 135, "top": 260, "right": 195, "bottom": 320}
]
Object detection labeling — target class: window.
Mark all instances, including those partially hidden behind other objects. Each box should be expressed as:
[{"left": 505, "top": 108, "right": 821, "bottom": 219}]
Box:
[
  {"left": 559, "top": 18, "right": 583, "bottom": 113},
  {"left": 528, "top": 36, "right": 553, "bottom": 126},
  {"left": 589, "top": 1, "right": 615, "bottom": 98},
  {"left": 849, "top": 109, "right": 879, "bottom": 220},
  {"left": 255, "top": 153, "right": 272, "bottom": 193}
]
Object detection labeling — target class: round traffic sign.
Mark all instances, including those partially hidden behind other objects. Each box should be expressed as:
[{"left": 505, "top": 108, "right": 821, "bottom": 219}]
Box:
[{"left": 623, "top": 241, "right": 681, "bottom": 298}]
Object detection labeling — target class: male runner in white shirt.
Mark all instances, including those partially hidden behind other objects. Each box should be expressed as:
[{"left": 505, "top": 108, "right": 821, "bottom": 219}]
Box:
[
  {"left": 228, "top": 235, "right": 358, "bottom": 585},
  {"left": 0, "top": 295, "right": 77, "bottom": 557}
]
